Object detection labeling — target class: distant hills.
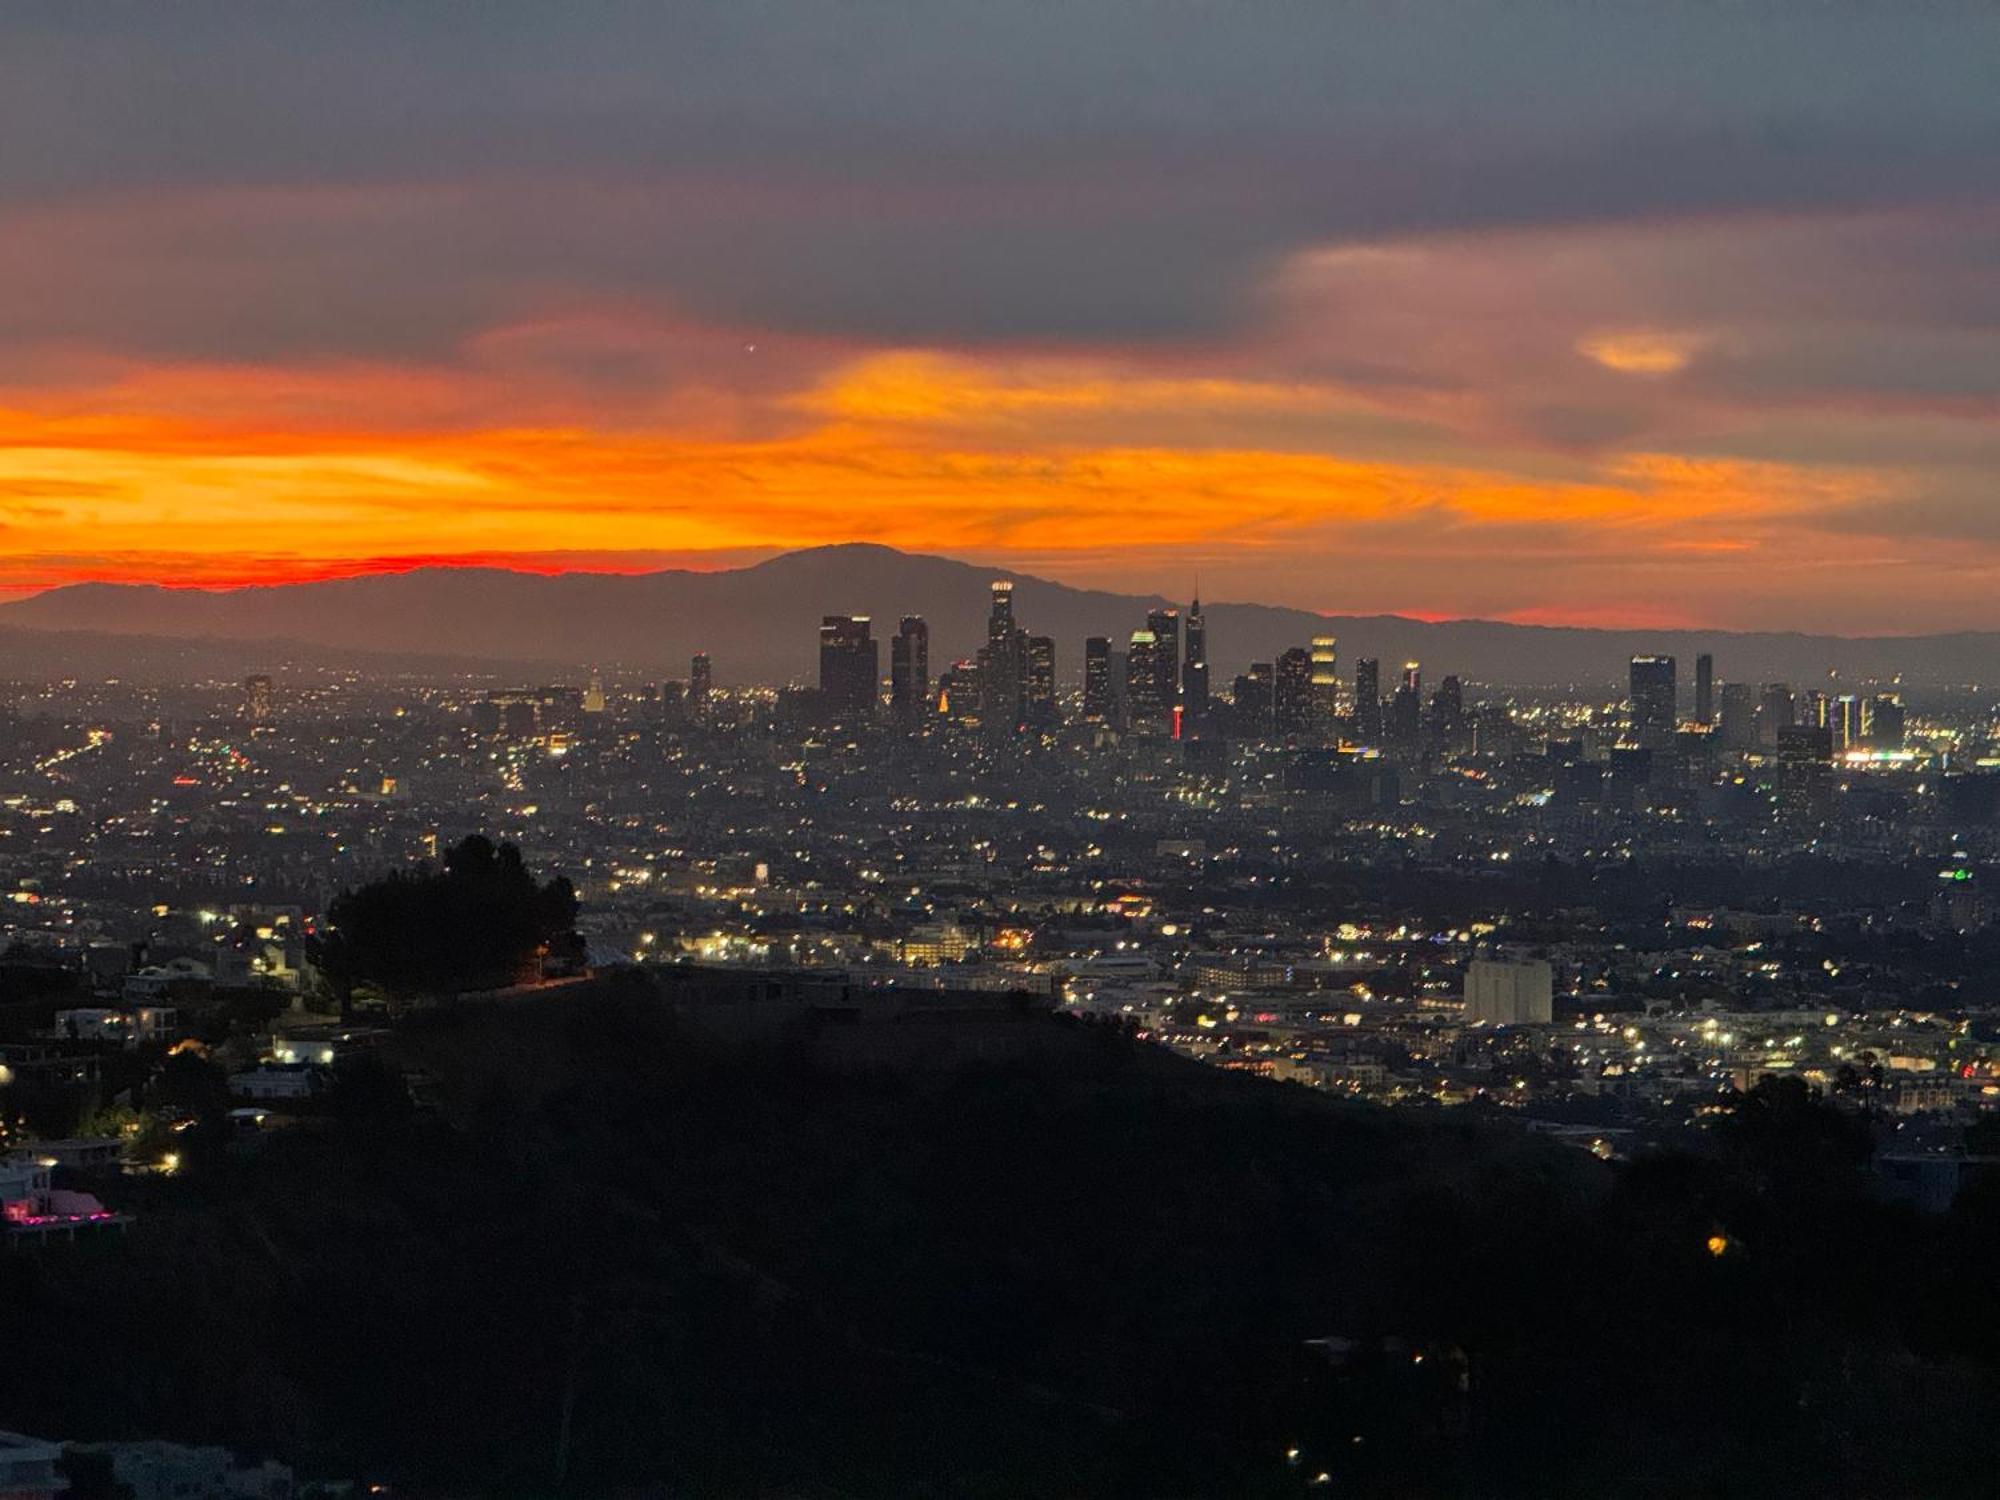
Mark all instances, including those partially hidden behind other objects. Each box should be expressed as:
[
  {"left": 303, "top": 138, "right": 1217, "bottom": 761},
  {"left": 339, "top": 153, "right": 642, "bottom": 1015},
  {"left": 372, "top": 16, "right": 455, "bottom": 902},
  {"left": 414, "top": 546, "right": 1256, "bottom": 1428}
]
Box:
[{"left": 3, "top": 543, "right": 1995, "bottom": 689}]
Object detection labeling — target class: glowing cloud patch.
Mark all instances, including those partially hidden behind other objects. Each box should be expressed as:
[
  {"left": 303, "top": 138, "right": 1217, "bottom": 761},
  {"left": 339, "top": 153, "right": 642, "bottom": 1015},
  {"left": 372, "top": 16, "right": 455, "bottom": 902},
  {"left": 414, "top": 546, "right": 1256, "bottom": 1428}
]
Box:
[{"left": 1575, "top": 329, "right": 1709, "bottom": 375}]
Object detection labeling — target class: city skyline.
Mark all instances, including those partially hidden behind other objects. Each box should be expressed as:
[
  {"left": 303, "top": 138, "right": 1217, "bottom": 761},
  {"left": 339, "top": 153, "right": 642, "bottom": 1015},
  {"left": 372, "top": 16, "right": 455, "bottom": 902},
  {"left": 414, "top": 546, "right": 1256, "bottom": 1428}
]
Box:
[{"left": 1, "top": 6, "right": 1996, "bottom": 631}]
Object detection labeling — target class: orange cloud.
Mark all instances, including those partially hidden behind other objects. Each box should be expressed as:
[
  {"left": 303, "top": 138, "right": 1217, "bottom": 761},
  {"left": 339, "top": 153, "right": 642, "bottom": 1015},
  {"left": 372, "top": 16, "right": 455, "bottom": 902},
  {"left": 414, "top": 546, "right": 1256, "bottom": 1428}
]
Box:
[
  {"left": 1575, "top": 329, "right": 1711, "bottom": 375},
  {"left": 0, "top": 338, "right": 1928, "bottom": 627}
]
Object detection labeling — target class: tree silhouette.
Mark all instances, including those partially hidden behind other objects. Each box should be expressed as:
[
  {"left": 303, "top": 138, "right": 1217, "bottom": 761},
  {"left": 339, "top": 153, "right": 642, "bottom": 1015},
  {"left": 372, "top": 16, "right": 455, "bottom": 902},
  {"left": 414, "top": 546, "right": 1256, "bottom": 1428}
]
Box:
[{"left": 317, "top": 836, "right": 579, "bottom": 1005}]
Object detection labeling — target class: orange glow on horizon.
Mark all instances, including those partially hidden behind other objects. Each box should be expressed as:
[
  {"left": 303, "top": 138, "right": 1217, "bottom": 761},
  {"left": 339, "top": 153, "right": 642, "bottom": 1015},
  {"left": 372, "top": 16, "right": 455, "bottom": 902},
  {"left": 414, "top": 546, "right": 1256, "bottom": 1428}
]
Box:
[{"left": 0, "top": 343, "right": 1908, "bottom": 624}]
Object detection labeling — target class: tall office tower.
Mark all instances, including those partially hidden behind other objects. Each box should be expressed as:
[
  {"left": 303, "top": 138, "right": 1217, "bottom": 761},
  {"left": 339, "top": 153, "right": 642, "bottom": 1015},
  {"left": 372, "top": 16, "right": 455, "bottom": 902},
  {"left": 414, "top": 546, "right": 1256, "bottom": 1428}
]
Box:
[
  {"left": 1083, "top": 636, "right": 1114, "bottom": 722},
  {"left": 1310, "top": 636, "right": 1340, "bottom": 739},
  {"left": 1718, "top": 681, "right": 1758, "bottom": 751},
  {"left": 889, "top": 616, "right": 930, "bottom": 723},
  {"left": 1182, "top": 594, "right": 1211, "bottom": 729},
  {"left": 817, "top": 615, "right": 878, "bottom": 721},
  {"left": 242, "top": 674, "right": 273, "bottom": 723},
  {"left": 583, "top": 670, "right": 606, "bottom": 715},
  {"left": 1274, "top": 647, "right": 1315, "bottom": 734},
  {"left": 1389, "top": 666, "right": 1422, "bottom": 747},
  {"left": 1109, "top": 647, "right": 1131, "bottom": 726},
  {"left": 657, "top": 680, "right": 686, "bottom": 727},
  {"left": 1431, "top": 674, "right": 1464, "bottom": 747},
  {"left": 1694, "top": 653, "right": 1715, "bottom": 726},
  {"left": 1628, "top": 655, "right": 1678, "bottom": 748},
  {"left": 981, "top": 579, "right": 1027, "bottom": 730},
  {"left": 988, "top": 577, "right": 1015, "bottom": 639},
  {"left": 1354, "top": 658, "right": 1382, "bottom": 741},
  {"left": 1758, "top": 682, "right": 1795, "bottom": 747},
  {"left": 1146, "top": 608, "right": 1181, "bottom": 710},
  {"left": 1802, "top": 689, "right": 1829, "bottom": 729},
  {"left": 689, "top": 653, "right": 712, "bottom": 709},
  {"left": 1867, "top": 694, "right": 1905, "bottom": 750},
  {"left": 1025, "top": 636, "right": 1057, "bottom": 724},
  {"left": 1234, "top": 662, "right": 1275, "bottom": 736},
  {"left": 1125, "top": 630, "right": 1165, "bottom": 728},
  {"left": 1830, "top": 694, "right": 1863, "bottom": 754}
]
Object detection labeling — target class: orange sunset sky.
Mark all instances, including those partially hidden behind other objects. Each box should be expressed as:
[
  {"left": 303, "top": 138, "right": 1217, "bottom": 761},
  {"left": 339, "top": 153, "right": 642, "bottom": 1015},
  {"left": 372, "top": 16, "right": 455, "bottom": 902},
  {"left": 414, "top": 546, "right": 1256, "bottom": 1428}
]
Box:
[{"left": 2, "top": 5, "right": 1996, "bottom": 631}]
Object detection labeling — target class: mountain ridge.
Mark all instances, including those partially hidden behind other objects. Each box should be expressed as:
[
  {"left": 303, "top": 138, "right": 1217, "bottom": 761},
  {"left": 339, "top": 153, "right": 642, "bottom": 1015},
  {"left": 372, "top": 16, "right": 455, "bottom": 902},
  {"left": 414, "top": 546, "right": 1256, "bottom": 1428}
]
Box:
[{"left": 3, "top": 543, "right": 1992, "bottom": 688}]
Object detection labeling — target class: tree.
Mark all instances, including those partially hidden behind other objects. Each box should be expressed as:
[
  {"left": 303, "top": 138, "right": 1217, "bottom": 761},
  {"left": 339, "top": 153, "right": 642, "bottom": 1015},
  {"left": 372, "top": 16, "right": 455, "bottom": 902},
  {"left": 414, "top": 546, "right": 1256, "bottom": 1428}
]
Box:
[{"left": 316, "top": 836, "right": 580, "bottom": 1006}]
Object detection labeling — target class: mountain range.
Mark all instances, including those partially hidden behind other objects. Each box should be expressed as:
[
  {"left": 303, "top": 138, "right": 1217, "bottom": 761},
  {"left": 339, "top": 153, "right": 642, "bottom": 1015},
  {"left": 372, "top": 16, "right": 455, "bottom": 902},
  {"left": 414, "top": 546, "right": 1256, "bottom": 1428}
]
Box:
[{"left": 1, "top": 543, "right": 1993, "bottom": 691}]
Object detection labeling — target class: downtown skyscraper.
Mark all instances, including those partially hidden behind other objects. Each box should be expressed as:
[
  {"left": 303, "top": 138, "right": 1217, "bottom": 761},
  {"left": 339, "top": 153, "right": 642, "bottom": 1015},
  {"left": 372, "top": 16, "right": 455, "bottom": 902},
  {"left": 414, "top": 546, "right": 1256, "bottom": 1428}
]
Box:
[
  {"left": 818, "top": 616, "right": 878, "bottom": 721},
  {"left": 1182, "top": 594, "right": 1210, "bottom": 731},
  {"left": 1629, "top": 655, "right": 1678, "bottom": 749},
  {"left": 890, "top": 616, "right": 929, "bottom": 723}
]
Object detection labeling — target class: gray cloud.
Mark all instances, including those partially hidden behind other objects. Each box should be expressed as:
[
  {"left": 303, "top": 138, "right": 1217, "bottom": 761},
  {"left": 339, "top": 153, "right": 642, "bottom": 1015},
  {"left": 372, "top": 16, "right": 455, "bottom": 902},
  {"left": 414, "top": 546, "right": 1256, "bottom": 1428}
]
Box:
[{"left": 0, "top": 2, "right": 1993, "bottom": 356}]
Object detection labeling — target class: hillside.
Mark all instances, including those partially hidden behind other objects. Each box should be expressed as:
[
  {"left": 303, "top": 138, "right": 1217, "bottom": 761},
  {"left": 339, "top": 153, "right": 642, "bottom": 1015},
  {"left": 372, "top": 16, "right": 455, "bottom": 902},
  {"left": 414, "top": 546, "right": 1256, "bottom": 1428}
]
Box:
[{"left": 5, "top": 978, "right": 1998, "bottom": 1496}]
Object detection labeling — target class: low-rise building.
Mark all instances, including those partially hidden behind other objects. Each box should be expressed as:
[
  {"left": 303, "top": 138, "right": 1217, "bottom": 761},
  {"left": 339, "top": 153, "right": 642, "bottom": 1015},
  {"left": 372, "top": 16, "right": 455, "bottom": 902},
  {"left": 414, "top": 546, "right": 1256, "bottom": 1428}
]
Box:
[
  {"left": 0, "top": 1431, "right": 64, "bottom": 1500},
  {"left": 67, "top": 1440, "right": 294, "bottom": 1500},
  {"left": 227, "top": 1065, "right": 321, "bottom": 1102}
]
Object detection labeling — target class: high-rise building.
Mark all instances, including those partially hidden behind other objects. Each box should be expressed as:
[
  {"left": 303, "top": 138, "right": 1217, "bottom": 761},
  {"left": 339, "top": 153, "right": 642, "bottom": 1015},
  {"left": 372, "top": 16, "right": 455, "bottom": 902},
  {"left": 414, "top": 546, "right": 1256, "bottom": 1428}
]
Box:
[
  {"left": 1431, "top": 674, "right": 1464, "bottom": 748},
  {"left": 1694, "top": 653, "right": 1714, "bottom": 726},
  {"left": 1628, "top": 655, "right": 1677, "bottom": 748},
  {"left": 988, "top": 577, "right": 1015, "bottom": 638},
  {"left": 242, "top": 674, "right": 272, "bottom": 723},
  {"left": 937, "top": 659, "right": 980, "bottom": 724},
  {"left": 980, "top": 580, "right": 1027, "bottom": 731},
  {"left": 1083, "top": 637, "right": 1114, "bottom": 722},
  {"left": 1758, "top": 682, "right": 1794, "bottom": 747},
  {"left": 1233, "top": 663, "right": 1275, "bottom": 737},
  {"left": 1354, "top": 659, "right": 1382, "bottom": 742},
  {"left": 1146, "top": 608, "right": 1181, "bottom": 712},
  {"left": 1389, "top": 664, "right": 1422, "bottom": 747},
  {"left": 1718, "top": 681, "right": 1757, "bottom": 751},
  {"left": 1829, "top": 694, "right": 1863, "bottom": 754},
  {"left": 657, "top": 680, "right": 686, "bottom": 727},
  {"left": 1108, "top": 647, "right": 1130, "bottom": 726},
  {"left": 1867, "top": 694, "right": 1905, "bottom": 750},
  {"left": 1126, "top": 630, "right": 1166, "bottom": 728},
  {"left": 1274, "top": 647, "right": 1315, "bottom": 735},
  {"left": 1310, "top": 636, "right": 1339, "bottom": 740},
  {"left": 1026, "top": 636, "right": 1057, "bottom": 724},
  {"left": 890, "top": 616, "right": 929, "bottom": 723},
  {"left": 1464, "top": 958, "right": 1554, "bottom": 1026},
  {"left": 582, "top": 671, "right": 606, "bottom": 715},
  {"left": 690, "top": 653, "right": 712, "bottom": 710},
  {"left": 817, "top": 615, "right": 878, "bottom": 721},
  {"left": 475, "top": 691, "right": 539, "bottom": 739},
  {"left": 1182, "top": 595, "right": 1211, "bottom": 730}
]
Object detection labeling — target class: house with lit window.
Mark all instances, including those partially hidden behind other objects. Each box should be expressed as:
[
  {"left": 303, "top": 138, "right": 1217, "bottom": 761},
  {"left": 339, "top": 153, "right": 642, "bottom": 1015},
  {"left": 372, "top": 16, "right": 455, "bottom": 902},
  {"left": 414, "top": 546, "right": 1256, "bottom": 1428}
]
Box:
[{"left": 2, "top": 1157, "right": 130, "bottom": 1246}]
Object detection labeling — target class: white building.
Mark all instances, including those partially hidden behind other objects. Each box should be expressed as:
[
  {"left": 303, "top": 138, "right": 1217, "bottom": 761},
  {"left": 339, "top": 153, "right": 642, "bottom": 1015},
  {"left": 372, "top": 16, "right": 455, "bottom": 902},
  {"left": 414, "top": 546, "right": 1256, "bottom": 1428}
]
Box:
[{"left": 1464, "top": 958, "right": 1554, "bottom": 1026}]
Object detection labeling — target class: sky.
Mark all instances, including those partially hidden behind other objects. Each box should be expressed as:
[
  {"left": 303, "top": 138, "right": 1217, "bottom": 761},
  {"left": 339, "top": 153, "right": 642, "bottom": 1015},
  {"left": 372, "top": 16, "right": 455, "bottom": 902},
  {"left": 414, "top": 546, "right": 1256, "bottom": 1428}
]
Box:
[{"left": 1, "top": 1, "right": 1995, "bottom": 631}]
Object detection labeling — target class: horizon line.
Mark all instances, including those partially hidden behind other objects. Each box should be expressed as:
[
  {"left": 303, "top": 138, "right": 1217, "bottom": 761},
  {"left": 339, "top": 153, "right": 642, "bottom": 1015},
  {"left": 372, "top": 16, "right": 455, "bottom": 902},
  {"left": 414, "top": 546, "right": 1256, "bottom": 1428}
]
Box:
[{"left": 0, "top": 543, "right": 1978, "bottom": 642}]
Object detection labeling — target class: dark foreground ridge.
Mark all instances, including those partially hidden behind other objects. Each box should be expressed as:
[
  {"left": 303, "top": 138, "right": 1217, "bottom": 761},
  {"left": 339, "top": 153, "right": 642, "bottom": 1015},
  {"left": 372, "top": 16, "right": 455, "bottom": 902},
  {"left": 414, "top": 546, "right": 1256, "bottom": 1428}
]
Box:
[{"left": 4, "top": 973, "right": 2000, "bottom": 1497}]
